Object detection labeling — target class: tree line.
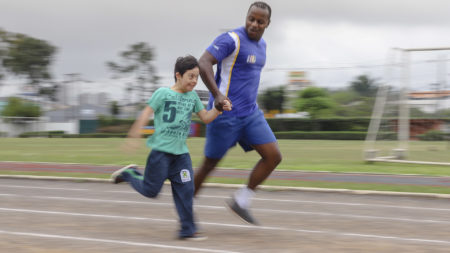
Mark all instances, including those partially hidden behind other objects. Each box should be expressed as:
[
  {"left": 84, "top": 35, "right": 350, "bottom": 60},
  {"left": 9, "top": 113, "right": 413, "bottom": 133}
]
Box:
[
  {"left": 2, "top": 27, "right": 448, "bottom": 120},
  {"left": 0, "top": 28, "right": 158, "bottom": 118},
  {"left": 259, "top": 74, "right": 450, "bottom": 119},
  {"left": 259, "top": 74, "right": 380, "bottom": 119}
]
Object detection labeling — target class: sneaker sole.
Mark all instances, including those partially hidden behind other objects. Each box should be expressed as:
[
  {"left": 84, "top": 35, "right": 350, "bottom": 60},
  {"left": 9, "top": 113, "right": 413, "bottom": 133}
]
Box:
[
  {"left": 111, "top": 164, "right": 137, "bottom": 183},
  {"left": 179, "top": 236, "right": 208, "bottom": 241},
  {"left": 225, "top": 199, "right": 259, "bottom": 226}
]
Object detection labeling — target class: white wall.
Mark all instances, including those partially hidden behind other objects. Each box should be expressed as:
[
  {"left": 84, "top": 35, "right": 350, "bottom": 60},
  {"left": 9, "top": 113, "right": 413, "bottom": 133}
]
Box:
[
  {"left": 409, "top": 98, "right": 450, "bottom": 113},
  {"left": 44, "top": 121, "right": 79, "bottom": 134},
  {"left": 0, "top": 117, "right": 78, "bottom": 137}
]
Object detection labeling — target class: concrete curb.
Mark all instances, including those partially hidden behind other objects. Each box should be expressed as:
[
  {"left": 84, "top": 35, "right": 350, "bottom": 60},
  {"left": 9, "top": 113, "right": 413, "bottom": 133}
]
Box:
[
  {"left": 1, "top": 174, "right": 449, "bottom": 199},
  {"left": 203, "top": 183, "right": 450, "bottom": 199}
]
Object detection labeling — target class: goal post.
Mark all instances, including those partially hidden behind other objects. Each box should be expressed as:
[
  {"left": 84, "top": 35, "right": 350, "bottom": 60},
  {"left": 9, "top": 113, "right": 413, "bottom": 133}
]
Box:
[{"left": 364, "top": 47, "right": 450, "bottom": 166}]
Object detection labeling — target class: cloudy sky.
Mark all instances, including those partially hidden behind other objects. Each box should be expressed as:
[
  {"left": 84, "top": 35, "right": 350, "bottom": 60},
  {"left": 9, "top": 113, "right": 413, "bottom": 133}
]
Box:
[{"left": 1, "top": 0, "right": 450, "bottom": 99}]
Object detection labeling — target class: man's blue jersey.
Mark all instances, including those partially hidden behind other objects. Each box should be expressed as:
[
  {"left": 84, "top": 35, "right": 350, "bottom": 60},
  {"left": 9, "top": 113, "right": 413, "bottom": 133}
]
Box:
[{"left": 206, "top": 26, "right": 266, "bottom": 117}]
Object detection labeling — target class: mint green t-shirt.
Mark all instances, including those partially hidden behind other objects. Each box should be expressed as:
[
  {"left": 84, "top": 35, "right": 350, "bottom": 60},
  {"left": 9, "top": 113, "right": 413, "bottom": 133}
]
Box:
[{"left": 147, "top": 87, "right": 204, "bottom": 155}]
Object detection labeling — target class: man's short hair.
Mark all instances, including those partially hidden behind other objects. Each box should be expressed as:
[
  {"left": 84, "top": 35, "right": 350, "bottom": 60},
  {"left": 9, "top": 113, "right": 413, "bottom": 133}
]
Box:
[
  {"left": 174, "top": 55, "right": 199, "bottom": 82},
  {"left": 248, "top": 1, "right": 271, "bottom": 20}
]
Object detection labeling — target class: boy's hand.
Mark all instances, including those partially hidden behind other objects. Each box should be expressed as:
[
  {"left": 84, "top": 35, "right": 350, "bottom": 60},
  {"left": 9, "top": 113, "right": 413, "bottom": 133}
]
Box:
[
  {"left": 222, "top": 99, "right": 232, "bottom": 111},
  {"left": 121, "top": 137, "right": 141, "bottom": 154}
]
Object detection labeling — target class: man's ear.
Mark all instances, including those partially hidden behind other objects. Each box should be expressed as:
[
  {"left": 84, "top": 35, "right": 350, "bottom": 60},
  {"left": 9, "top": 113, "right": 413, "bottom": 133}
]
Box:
[{"left": 175, "top": 72, "right": 181, "bottom": 81}]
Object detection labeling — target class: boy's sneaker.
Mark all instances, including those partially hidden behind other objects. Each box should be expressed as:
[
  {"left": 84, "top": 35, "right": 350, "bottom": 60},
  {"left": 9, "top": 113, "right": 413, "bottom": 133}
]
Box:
[
  {"left": 178, "top": 232, "right": 208, "bottom": 241},
  {"left": 226, "top": 197, "right": 259, "bottom": 225},
  {"left": 111, "top": 164, "right": 137, "bottom": 184}
]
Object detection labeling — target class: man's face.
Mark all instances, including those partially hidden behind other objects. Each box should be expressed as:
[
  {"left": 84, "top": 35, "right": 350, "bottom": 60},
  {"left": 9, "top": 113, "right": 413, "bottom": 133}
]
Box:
[{"left": 245, "top": 6, "right": 270, "bottom": 41}]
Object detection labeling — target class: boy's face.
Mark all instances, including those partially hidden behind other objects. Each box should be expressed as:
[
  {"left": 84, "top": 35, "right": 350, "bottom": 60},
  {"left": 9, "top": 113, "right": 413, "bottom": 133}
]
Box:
[{"left": 178, "top": 67, "right": 199, "bottom": 92}]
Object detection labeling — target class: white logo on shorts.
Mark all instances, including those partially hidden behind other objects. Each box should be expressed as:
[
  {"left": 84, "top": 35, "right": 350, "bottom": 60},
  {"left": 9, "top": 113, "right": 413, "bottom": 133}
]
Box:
[{"left": 180, "top": 169, "right": 191, "bottom": 183}]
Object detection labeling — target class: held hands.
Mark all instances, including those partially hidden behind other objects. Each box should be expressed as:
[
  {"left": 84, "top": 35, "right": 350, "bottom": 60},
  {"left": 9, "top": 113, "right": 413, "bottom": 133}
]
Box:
[
  {"left": 222, "top": 99, "right": 232, "bottom": 111},
  {"left": 214, "top": 93, "right": 232, "bottom": 112}
]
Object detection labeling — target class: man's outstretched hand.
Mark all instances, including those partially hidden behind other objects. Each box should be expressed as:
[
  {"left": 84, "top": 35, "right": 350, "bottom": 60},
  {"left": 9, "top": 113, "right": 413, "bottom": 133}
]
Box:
[{"left": 214, "top": 93, "right": 232, "bottom": 112}]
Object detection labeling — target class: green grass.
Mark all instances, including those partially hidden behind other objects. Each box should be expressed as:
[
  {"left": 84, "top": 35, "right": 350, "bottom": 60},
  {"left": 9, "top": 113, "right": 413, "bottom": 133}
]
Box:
[
  {"left": 1, "top": 138, "right": 449, "bottom": 194},
  {"left": 1, "top": 138, "right": 450, "bottom": 175},
  {"left": 0, "top": 170, "right": 111, "bottom": 179}
]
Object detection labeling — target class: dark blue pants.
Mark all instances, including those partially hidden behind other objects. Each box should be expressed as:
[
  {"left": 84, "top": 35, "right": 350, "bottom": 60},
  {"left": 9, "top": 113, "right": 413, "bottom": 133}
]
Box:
[{"left": 122, "top": 149, "right": 196, "bottom": 237}]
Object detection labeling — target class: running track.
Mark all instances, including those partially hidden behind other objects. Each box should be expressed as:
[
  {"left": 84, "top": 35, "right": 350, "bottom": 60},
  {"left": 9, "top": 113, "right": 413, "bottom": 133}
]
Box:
[{"left": 0, "top": 178, "right": 449, "bottom": 252}]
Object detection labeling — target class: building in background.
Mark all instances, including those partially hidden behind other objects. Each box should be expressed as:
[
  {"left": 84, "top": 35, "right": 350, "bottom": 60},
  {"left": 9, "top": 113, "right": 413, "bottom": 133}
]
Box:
[
  {"left": 0, "top": 97, "right": 8, "bottom": 114},
  {"left": 79, "top": 92, "right": 110, "bottom": 106},
  {"left": 408, "top": 90, "right": 450, "bottom": 113},
  {"left": 284, "top": 71, "right": 312, "bottom": 111},
  {"left": 195, "top": 89, "right": 210, "bottom": 105}
]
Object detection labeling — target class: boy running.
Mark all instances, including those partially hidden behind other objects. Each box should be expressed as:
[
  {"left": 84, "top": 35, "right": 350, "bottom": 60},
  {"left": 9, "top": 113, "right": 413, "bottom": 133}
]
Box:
[{"left": 111, "top": 55, "right": 231, "bottom": 240}]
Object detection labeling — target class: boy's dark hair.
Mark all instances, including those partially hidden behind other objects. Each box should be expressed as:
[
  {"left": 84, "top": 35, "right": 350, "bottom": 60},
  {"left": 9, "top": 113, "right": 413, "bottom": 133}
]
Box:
[
  {"left": 174, "top": 55, "right": 199, "bottom": 82},
  {"left": 248, "top": 1, "right": 271, "bottom": 20}
]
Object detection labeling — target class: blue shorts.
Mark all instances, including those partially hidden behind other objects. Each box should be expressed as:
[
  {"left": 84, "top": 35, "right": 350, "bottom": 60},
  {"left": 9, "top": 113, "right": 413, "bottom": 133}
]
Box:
[{"left": 204, "top": 109, "right": 277, "bottom": 159}]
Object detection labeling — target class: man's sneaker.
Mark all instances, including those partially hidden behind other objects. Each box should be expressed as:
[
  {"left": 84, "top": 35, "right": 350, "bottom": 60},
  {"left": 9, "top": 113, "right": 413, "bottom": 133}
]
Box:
[
  {"left": 226, "top": 197, "right": 259, "bottom": 225},
  {"left": 111, "top": 164, "right": 137, "bottom": 184},
  {"left": 178, "top": 232, "right": 208, "bottom": 241}
]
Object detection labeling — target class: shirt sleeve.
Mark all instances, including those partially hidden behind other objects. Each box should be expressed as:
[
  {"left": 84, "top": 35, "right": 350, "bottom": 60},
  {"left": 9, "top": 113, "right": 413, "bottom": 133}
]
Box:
[
  {"left": 148, "top": 88, "right": 163, "bottom": 112},
  {"left": 206, "top": 32, "right": 236, "bottom": 62},
  {"left": 193, "top": 92, "right": 205, "bottom": 113}
]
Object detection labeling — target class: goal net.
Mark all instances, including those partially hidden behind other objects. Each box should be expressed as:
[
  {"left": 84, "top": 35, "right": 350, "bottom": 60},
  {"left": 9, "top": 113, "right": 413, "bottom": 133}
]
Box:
[{"left": 364, "top": 47, "right": 450, "bottom": 165}]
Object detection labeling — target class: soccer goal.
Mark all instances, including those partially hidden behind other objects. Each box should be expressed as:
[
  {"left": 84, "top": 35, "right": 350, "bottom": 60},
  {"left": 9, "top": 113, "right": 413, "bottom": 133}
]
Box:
[{"left": 364, "top": 47, "right": 450, "bottom": 166}]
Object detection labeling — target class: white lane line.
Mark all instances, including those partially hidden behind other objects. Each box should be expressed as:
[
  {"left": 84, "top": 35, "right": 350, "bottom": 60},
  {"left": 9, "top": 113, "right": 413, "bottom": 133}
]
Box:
[
  {"left": 256, "top": 208, "right": 450, "bottom": 224},
  {"left": 196, "top": 194, "right": 450, "bottom": 212},
  {"left": 0, "top": 185, "right": 89, "bottom": 191},
  {"left": 0, "top": 207, "right": 175, "bottom": 222},
  {"left": 0, "top": 193, "right": 448, "bottom": 224},
  {"left": 1, "top": 207, "right": 449, "bottom": 246},
  {"left": 0, "top": 229, "right": 239, "bottom": 253},
  {"left": 0, "top": 193, "right": 223, "bottom": 209},
  {"left": 3, "top": 184, "right": 449, "bottom": 212},
  {"left": 103, "top": 191, "right": 450, "bottom": 212}
]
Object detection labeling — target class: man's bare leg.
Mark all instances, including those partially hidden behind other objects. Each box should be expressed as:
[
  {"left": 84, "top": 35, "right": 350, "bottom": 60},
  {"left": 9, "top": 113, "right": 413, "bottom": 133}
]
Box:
[
  {"left": 247, "top": 142, "right": 282, "bottom": 190},
  {"left": 227, "top": 142, "right": 282, "bottom": 225},
  {"left": 194, "top": 157, "right": 221, "bottom": 196}
]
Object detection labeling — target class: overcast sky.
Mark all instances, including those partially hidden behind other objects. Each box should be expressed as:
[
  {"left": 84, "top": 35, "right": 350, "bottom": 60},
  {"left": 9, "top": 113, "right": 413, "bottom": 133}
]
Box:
[{"left": 1, "top": 0, "right": 450, "bottom": 99}]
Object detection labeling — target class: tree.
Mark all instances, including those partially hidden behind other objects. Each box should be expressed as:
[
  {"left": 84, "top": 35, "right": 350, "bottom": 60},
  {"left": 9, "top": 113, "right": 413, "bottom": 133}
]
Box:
[
  {"left": 106, "top": 42, "right": 159, "bottom": 106},
  {"left": 38, "top": 82, "right": 60, "bottom": 102},
  {"left": 350, "top": 75, "right": 378, "bottom": 97},
  {"left": 437, "top": 108, "right": 450, "bottom": 117},
  {"left": 1, "top": 97, "right": 41, "bottom": 118},
  {"left": 330, "top": 89, "right": 359, "bottom": 105},
  {"left": 0, "top": 28, "right": 8, "bottom": 93},
  {"left": 110, "top": 101, "right": 120, "bottom": 116},
  {"left": 333, "top": 97, "right": 375, "bottom": 117},
  {"left": 325, "top": 75, "right": 379, "bottom": 117},
  {"left": 410, "top": 107, "right": 430, "bottom": 118},
  {"left": 2, "top": 32, "right": 57, "bottom": 89},
  {"left": 329, "top": 88, "right": 376, "bottom": 117},
  {"left": 296, "top": 87, "right": 336, "bottom": 119},
  {"left": 259, "top": 86, "right": 285, "bottom": 113}
]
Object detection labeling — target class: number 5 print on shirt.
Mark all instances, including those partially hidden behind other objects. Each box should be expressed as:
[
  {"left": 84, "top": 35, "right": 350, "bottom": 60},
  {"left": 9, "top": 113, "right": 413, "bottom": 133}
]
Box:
[{"left": 163, "top": 101, "right": 176, "bottom": 123}]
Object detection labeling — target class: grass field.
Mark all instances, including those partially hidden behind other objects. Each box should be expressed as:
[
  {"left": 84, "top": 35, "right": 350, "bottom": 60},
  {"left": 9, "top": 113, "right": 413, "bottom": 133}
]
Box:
[
  {"left": 1, "top": 138, "right": 450, "bottom": 194},
  {"left": 1, "top": 138, "right": 450, "bottom": 175}
]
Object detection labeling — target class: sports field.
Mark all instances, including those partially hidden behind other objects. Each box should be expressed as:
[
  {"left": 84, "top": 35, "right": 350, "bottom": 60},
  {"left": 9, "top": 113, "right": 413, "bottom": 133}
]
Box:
[{"left": 1, "top": 138, "right": 449, "bottom": 176}]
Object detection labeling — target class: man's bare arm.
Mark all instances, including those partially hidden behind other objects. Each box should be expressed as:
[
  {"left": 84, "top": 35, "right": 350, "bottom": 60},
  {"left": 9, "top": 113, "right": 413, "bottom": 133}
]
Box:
[{"left": 198, "top": 51, "right": 231, "bottom": 111}]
